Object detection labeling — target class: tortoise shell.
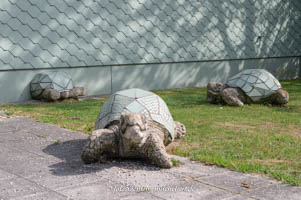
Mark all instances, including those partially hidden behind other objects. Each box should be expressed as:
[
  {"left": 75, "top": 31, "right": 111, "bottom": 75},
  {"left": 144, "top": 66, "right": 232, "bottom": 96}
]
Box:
[
  {"left": 95, "top": 88, "right": 175, "bottom": 139},
  {"left": 226, "top": 69, "right": 282, "bottom": 101},
  {"left": 30, "top": 71, "right": 73, "bottom": 99}
]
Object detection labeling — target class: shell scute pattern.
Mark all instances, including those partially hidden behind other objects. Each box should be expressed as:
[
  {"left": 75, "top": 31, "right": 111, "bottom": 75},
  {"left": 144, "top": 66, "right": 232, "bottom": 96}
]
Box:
[
  {"left": 226, "top": 69, "right": 282, "bottom": 101},
  {"left": 30, "top": 71, "right": 73, "bottom": 98},
  {"left": 95, "top": 88, "right": 175, "bottom": 139}
]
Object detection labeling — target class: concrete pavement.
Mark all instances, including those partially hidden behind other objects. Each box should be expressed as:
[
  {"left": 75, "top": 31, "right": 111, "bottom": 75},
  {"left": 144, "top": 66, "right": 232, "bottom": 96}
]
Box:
[{"left": 0, "top": 116, "right": 301, "bottom": 200}]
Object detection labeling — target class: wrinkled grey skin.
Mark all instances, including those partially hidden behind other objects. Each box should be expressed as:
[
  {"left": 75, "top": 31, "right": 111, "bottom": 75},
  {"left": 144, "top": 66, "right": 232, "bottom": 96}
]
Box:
[
  {"left": 206, "top": 82, "right": 226, "bottom": 104},
  {"left": 40, "top": 86, "right": 86, "bottom": 101},
  {"left": 81, "top": 113, "right": 186, "bottom": 168},
  {"left": 207, "top": 82, "right": 289, "bottom": 106}
]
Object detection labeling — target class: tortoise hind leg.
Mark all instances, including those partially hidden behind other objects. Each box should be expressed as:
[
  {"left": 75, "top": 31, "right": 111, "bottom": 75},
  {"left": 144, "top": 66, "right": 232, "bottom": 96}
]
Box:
[
  {"left": 81, "top": 129, "right": 117, "bottom": 164},
  {"left": 142, "top": 134, "right": 172, "bottom": 168},
  {"left": 174, "top": 121, "right": 186, "bottom": 139}
]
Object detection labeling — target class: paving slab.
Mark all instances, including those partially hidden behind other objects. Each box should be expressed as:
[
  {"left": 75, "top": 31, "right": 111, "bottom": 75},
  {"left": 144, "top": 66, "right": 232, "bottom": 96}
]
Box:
[
  {"left": 166, "top": 156, "right": 228, "bottom": 178},
  {"left": 0, "top": 169, "right": 17, "bottom": 182},
  {"left": 198, "top": 171, "right": 276, "bottom": 193},
  {"left": 0, "top": 177, "right": 46, "bottom": 199},
  {"left": 246, "top": 183, "right": 301, "bottom": 200},
  {"left": 222, "top": 194, "right": 254, "bottom": 200},
  {"left": 0, "top": 117, "right": 301, "bottom": 200},
  {"left": 58, "top": 181, "right": 150, "bottom": 200},
  {"left": 148, "top": 180, "right": 234, "bottom": 200},
  {"left": 11, "top": 191, "right": 67, "bottom": 200}
]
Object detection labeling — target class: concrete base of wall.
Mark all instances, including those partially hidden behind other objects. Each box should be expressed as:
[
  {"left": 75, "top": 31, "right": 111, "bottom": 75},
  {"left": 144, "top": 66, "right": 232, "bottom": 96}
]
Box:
[{"left": 0, "top": 57, "right": 300, "bottom": 103}]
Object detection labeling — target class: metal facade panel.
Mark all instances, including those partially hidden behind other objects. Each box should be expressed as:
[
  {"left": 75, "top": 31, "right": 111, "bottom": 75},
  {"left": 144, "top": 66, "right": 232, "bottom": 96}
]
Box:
[{"left": 0, "top": 0, "right": 300, "bottom": 70}]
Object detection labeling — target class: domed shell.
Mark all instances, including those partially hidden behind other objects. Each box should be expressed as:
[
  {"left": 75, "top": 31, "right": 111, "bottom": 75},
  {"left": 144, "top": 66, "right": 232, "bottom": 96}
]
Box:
[
  {"left": 95, "top": 88, "right": 175, "bottom": 139},
  {"left": 30, "top": 71, "right": 74, "bottom": 98},
  {"left": 226, "top": 69, "right": 282, "bottom": 101}
]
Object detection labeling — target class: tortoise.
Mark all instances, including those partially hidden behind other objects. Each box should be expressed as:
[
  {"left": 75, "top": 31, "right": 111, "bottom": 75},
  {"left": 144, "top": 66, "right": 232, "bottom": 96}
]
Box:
[
  {"left": 30, "top": 71, "right": 85, "bottom": 101},
  {"left": 81, "top": 88, "right": 186, "bottom": 168},
  {"left": 207, "top": 69, "right": 289, "bottom": 106}
]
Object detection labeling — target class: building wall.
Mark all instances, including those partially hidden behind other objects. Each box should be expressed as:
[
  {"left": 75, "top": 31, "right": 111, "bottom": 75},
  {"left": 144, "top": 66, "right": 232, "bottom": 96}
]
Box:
[
  {"left": 0, "top": 57, "right": 299, "bottom": 103},
  {"left": 0, "top": 0, "right": 300, "bottom": 102}
]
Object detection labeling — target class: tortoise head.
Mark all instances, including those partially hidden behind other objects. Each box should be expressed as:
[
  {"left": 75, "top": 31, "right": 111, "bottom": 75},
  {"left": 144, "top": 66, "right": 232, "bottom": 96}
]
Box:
[
  {"left": 207, "top": 82, "right": 226, "bottom": 104},
  {"left": 274, "top": 89, "right": 289, "bottom": 105},
  {"left": 120, "top": 113, "right": 148, "bottom": 145}
]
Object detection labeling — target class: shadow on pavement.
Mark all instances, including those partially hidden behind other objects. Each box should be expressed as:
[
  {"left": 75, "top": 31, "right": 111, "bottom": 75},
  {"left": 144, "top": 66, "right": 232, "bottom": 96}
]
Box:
[{"left": 43, "top": 139, "right": 161, "bottom": 176}]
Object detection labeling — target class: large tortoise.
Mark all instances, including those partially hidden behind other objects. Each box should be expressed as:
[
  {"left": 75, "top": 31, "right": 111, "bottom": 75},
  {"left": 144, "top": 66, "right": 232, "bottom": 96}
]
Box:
[
  {"left": 30, "top": 71, "right": 85, "bottom": 101},
  {"left": 207, "top": 69, "right": 289, "bottom": 106},
  {"left": 81, "top": 88, "right": 186, "bottom": 168}
]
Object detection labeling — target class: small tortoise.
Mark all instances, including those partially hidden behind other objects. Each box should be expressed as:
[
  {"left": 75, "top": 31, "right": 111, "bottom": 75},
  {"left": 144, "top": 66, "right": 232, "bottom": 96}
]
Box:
[
  {"left": 30, "top": 71, "right": 85, "bottom": 101},
  {"left": 207, "top": 69, "right": 289, "bottom": 106},
  {"left": 81, "top": 88, "right": 186, "bottom": 168}
]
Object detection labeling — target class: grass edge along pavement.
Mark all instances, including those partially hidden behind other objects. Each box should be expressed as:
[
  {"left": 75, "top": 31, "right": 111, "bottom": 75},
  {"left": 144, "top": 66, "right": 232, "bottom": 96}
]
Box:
[{"left": 1, "top": 80, "right": 301, "bottom": 186}]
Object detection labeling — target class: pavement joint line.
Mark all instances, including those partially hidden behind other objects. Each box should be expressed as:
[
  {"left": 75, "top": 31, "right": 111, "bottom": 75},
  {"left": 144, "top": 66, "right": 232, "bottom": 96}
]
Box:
[
  {"left": 221, "top": 195, "right": 257, "bottom": 200},
  {"left": 190, "top": 177, "right": 259, "bottom": 200},
  {"left": 191, "top": 170, "right": 278, "bottom": 200},
  {"left": 0, "top": 166, "right": 68, "bottom": 199},
  {"left": 117, "top": 191, "right": 167, "bottom": 200},
  {"left": 165, "top": 167, "right": 231, "bottom": 179},
  {"left": 165, "top": 171, "right": 208, "bottom": 179}
]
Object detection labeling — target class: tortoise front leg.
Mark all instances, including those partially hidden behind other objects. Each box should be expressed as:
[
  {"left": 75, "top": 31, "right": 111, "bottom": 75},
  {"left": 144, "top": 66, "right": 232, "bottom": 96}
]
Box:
[
  {"left": 142, "top": 134, "right": 172, "bottom": 168},
  {"left": 221, "top": 88, "right": 246, "bottom": 106},
  {"left": 81, "top": 128, "right": 118, "bottom": 164},
  {"left": 270, "top": 89, "right": 289, "bottom": 105}
]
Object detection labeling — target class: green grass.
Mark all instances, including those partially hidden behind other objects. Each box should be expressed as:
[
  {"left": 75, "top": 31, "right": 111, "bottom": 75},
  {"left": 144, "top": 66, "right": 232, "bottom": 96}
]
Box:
[
  {"left": 1, "top": 80, "right": 301, "bottom": 185},
  {"left": 171, "top": 158, "right": 184, "bottom": 167},
  {"left": 52, "top": 140, "right": 61, "bottom": 145}
]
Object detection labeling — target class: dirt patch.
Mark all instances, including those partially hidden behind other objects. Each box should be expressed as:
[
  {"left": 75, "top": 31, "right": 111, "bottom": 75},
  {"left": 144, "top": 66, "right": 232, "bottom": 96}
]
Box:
[
  {"left": 166, "top": 141, "right": 200, "bottom": 154},
  {"left": 166, "top": 140, "right": 184, "bottom": 154},
  {"left": 215, "top": 121, "right": 301, "bottom": 138},
  {"left": 263, "top": 122, "right": 281, "bottom": 129},
  {"left": 166, "top": 141, "right": 180, "bottom": 154},
  {"left": 255, "top": 159, "right": 290, "bottom": 165},
  {"left": 216, "top": 122, "right": 256, "bottom": 130},
  {"left": 263, "top": 122, "right": 301, "bottom": 138},
  {"left": 286, "top": 126, "right": 301, "bottom": 137},
  {"left": 288, "top": 129, "right": 301, "bottom": 135},
  {"left": 194, "top": 119, "right": 208, "bottom": 124}
]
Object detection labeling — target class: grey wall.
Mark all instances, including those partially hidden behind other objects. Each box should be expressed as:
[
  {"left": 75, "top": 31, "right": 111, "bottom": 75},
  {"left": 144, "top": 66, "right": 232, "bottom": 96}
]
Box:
[
  {"left": 0, "top": 0, "right": 300, "bottom": 102},
  {"left": 0, "top": 57, "right": 299, "bottom": 103},
  {"left": 112, "top": 57, "right": 301, "bottom": 92}
]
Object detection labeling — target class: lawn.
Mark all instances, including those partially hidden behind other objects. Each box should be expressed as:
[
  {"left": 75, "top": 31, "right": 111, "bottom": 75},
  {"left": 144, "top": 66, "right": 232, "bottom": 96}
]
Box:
[{"left": 1, "top": 80, "right": 301, "bottom": 186}]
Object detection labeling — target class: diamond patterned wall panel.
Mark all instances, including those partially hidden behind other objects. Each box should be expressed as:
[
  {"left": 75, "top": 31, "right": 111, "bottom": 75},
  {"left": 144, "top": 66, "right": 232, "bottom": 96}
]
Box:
[{"left": 0, "top": 0, "right": 300, "bottom": 70}]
